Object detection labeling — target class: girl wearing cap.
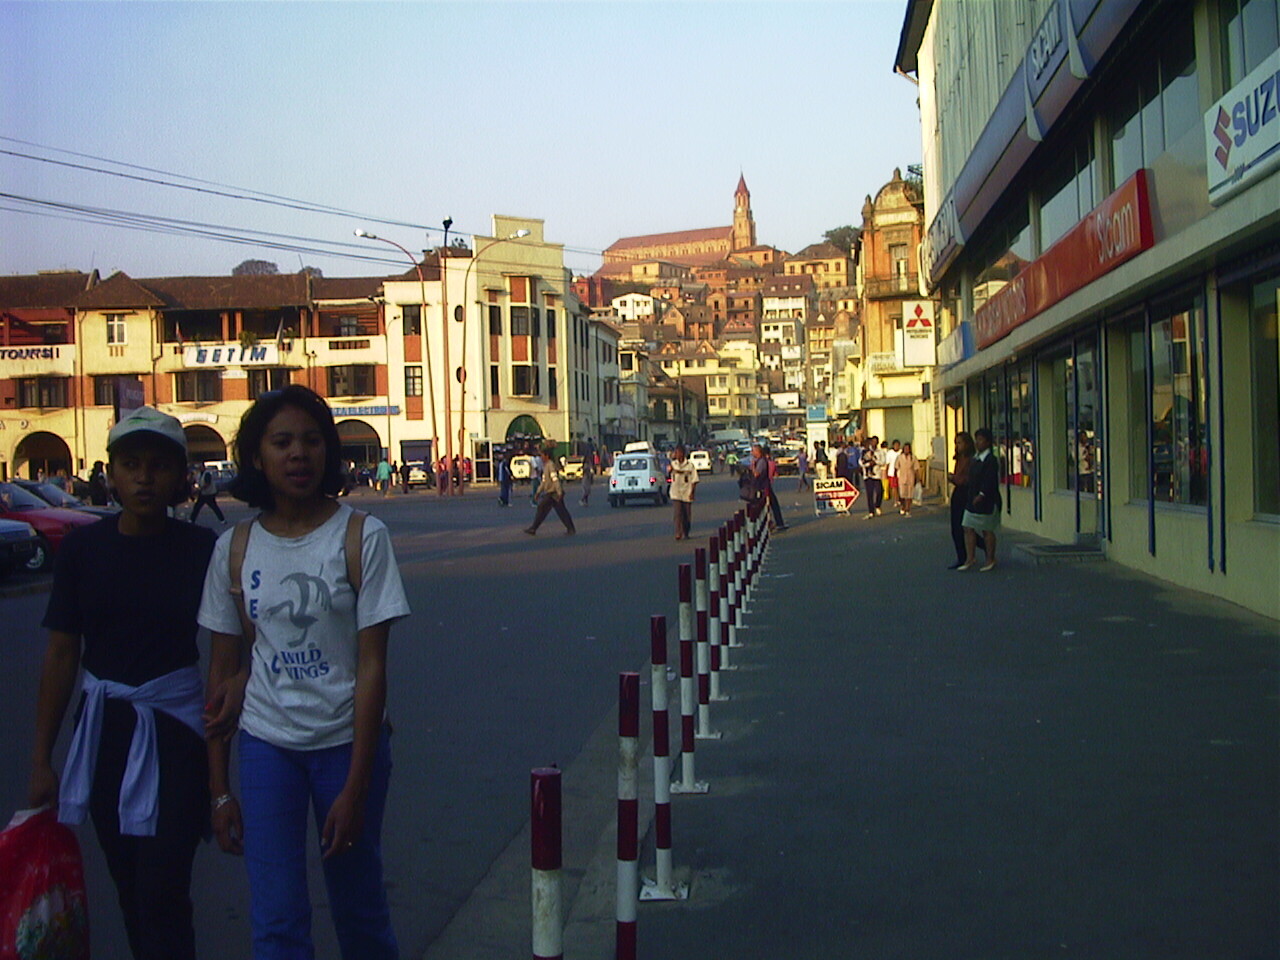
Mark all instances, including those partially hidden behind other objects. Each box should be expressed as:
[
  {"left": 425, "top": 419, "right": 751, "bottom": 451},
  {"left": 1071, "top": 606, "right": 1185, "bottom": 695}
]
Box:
[
  {"left": 28, "top": 405, "right": 217, "bottom": 960},
  {"left": 199, "top": 384, "right": 410, "bottom": 960}
]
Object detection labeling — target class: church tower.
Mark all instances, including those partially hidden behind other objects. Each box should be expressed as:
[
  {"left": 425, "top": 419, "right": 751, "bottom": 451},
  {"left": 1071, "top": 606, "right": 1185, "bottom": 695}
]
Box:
[{"left": 731, "top": 174, "right": 756, "bottom": 251}]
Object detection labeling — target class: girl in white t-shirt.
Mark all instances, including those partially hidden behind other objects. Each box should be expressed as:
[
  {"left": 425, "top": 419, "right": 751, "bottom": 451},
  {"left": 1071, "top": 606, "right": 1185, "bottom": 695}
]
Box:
[{"left": 200, "top": 385, "right": 410, "bottom": 960}]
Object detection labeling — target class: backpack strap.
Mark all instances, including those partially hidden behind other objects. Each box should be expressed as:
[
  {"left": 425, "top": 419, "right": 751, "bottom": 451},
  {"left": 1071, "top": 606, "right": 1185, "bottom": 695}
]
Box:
[
  {"left": 228, "top": 518, "right": 257, "bottom": 642},
  {"left": 344, "top": 509, "right": 366, "bottom": 595},
  {"left": 228, "top": 509, "right": 365, "bottom": 642}
]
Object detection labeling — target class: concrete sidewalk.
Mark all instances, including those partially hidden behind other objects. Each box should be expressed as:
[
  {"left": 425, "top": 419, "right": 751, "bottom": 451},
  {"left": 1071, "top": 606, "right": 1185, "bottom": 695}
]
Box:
[{"left": 596, "top": 503, "right": 1277, "bottom": 959}]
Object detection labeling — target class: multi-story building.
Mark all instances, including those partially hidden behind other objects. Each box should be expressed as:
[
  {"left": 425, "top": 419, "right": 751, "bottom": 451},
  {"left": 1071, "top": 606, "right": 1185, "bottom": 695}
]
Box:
[
  {"left": 855, "top": 169, "right": 936, "bottom": 453},
  {"left": 0, "top": 215, "right": 609, "bottom": 482},
  {"left": 612, "top": 292, "right": 661, "bottom": 322},
  {"left": 897, "top": 0, "right": 1280, "bottom": 617},
  {"left": 784, "top": 241, "right": 854, "bottom": 289}
]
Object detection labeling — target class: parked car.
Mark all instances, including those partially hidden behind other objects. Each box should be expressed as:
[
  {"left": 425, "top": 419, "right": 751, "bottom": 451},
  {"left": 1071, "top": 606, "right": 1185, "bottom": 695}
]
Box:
[
  {"left": 0, "top": 481, "right": 99, "bottom": 572},
  {"left": 562, "top": 456, "right": 585, "bottom": 481},
  {"left": 608, "top": 452, "right": 671, "bottom": 507},
  {"left": 15, "top": 479, "right": 119, "bottom": 518},
  {"left": 405, "top": 461, "right": 430, "bottom": 487},
  {"left": 510, "top": 455, "right": 538, "bottom": 483},
  {"left": 0, "top": 518, "right": 39, "bottom": 576},
  {"left": 201, "top": 459, "right": 238, "bottom": 493},
  {"left": 689, "top": 450, "right": 713, "bottom": 473}
]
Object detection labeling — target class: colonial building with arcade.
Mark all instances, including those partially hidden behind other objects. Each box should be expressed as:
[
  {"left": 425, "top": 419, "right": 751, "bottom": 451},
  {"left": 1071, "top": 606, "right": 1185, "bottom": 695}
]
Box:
[{"left": 0, "top": 215, "right": 620, "bottom": 482}]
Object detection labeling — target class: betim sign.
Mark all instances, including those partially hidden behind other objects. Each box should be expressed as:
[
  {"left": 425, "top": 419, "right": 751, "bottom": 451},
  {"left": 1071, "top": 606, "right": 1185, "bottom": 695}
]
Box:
[
  {"left": 974, "top": 170, "right": 1153, "bottom": 349},
  {"left": 1205, "top": 46, "right": 1280, "bottom": 206}
]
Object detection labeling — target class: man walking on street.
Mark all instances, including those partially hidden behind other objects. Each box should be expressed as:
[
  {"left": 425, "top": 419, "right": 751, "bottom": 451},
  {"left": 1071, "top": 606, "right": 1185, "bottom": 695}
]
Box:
[
  {"left": 189, "top": 462, "right": 226, "bottom": 525},
  {"left": 376, "top": 456, "right": 392, "bottom": 497},
  {"left": 580, "top": 440, "right": 595, "bottom": 506},
  {"left": 862, "top": 437, "right": 886, "bottom": 518},
  {"left": 524, "top": 446, "right": 575, "bottom": 536}
]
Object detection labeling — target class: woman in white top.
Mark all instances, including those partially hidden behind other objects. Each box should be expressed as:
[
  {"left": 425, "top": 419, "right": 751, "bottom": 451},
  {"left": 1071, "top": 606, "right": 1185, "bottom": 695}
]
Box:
[
  {"left": 669, "top": 444, "right": 699, "bottom": 540},
  {"left": 200, "top": 385, "right": 410, "bottom": 960}
]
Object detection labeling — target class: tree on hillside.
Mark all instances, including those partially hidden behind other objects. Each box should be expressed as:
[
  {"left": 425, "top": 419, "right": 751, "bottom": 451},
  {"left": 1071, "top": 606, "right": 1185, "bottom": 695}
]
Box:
[
  {"left": 822, "top": 226, "right": 860, "bottom": 255},
  {"left": 232, "top": 259, "right": 279, "bottom": 276}
]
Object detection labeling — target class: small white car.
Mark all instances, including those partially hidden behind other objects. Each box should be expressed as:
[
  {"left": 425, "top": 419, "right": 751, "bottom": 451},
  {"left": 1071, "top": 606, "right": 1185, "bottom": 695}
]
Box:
[
  {"left": 510, "top": 455, "right": 538, "bottom": 482},
  {"left": 405, "top": 461, "right": 430, "bottom": 486},
  {"left": 689, "top": 450, "right": 712, "bottom": 473},
  {"left": 609, "top": 452, "right": 670, "bottom": 507}
]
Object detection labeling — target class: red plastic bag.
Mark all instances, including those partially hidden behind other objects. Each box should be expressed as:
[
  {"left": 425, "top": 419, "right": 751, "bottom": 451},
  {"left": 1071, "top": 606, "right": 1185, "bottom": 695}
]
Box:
[{"left": 0, "top": 807, "right": 90, "bottom": 960}]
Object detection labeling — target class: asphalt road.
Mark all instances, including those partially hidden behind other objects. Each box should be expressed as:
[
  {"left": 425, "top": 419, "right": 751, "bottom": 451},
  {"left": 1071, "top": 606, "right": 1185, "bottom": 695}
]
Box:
[{"left": 0, "top": 469, "right": 753, "bottom": 959}]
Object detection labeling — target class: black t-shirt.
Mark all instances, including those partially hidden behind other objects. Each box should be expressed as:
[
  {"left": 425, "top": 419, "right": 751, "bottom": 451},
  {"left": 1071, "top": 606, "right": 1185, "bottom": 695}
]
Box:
[{"left": 43, "top": 516, "right": 217, "bottom": 687}]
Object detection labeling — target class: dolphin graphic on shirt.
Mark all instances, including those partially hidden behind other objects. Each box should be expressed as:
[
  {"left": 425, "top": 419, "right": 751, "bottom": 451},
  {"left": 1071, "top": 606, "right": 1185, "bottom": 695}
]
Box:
[{"left": 264, "top": 571, "right": 332, "bottom": 648}]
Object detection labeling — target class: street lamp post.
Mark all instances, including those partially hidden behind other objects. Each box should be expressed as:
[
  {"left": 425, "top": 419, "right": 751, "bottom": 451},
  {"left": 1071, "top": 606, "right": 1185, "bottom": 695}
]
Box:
[
  {"left": 354, "top": 229, "right": 438, "bottom": 472},
  {"left": 458, "top": 229, "right": 530, "bottom": 482}
]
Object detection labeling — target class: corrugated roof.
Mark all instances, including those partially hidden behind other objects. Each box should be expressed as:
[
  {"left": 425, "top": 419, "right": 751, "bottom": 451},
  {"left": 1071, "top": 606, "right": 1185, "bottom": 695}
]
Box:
[
  {"left": 0, "top": 271, "right": 96, "bottom": 309},
  {"left": 789, "top": 242, "right": 849, "bottom": 261},
  {"left": 312, "top": 276, "right": 388, "bottom": 301},
  {"left": 138, "top": 274, "right": 311, "bottom": 310},
  {"left": 605, "top": 225, "right": 732, "bottom": 252},
  {"left": 72, "top": 271, "right": 165, "bottom": 309}
]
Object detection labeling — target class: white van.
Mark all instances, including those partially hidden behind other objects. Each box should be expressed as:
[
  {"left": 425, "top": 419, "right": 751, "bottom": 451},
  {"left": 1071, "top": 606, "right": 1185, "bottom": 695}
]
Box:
[{"left": 608, "top": 451, "right": 670, "bottom": 507}]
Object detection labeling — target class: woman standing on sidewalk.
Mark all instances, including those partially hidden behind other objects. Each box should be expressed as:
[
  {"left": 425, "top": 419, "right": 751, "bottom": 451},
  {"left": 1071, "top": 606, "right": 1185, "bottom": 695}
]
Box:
[
  {"left": 669, "top": 444, "right": 698, "bottom": 540},
  {"left": 959, "top": 427, "right": 1001, "bottom": 572},
  {"left": 200, "top": 384, "right": 410, "bottom": 959},
  {"left": 895, "top": 443, "right": 919, "bottom": 516},
  {"left": 947, "top": 432, "right": 975, "bottom": 568}
]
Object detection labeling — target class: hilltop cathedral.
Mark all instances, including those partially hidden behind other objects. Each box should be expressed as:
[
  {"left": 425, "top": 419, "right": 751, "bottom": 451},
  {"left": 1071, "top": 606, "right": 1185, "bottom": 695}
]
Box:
[{"left": 597, "top": 175, "right": 762, "bottom": 277}]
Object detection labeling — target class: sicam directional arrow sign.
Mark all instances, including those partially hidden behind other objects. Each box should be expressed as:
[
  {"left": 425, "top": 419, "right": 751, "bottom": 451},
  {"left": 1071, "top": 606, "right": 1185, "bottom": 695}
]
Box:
[{"left": 813, "top": 477, "right": 860, "bottom": 516}]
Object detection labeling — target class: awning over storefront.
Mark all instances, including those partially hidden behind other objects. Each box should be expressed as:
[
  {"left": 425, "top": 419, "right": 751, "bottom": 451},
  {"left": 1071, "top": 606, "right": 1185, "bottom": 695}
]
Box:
[{"left": 862, "top": 396, "right": 917, "bottom": 409}]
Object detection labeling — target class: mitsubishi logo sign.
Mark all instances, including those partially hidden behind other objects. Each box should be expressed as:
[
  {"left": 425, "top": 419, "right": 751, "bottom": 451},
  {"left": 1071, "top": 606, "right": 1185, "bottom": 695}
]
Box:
[
  {"left": 901, "top": 301, "right": 936, "bottom": 367},
  {"left": 905, "top": 302, "right": 933, "bottom": 328}
]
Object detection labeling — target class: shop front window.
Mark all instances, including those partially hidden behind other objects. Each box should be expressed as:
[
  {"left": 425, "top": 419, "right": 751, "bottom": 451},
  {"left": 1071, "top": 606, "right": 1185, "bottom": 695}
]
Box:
[
  {"left": 1067, "top": 339, "right": 1100, "bottom": 496},
  {"left": 1250, "top": 272, "right": 1280, "bottom": 515},
  {"left": 1126, "top": 315, "right": 1150, "bottom": 500},
  {"left": 1010, "top": 361, "right": 1035, "bottom": 489},
  {"left": 1108, "top": 11, "right": 1197, "bottom": 188},
  {"left": 1221, "top": 0, "right": 1280, "bottom": 87},
  {"left": 1150, "top": 295, "right": 1208, "bottom": 506}
]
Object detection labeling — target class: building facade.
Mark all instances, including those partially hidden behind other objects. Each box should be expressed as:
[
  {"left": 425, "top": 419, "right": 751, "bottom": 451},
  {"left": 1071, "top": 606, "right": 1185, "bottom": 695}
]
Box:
[
  {"left": 855, "top": 169, "right": 938, "bottom": 457},
  {"left": 898, "top": 0, "right": 1280, "bottom": 617},
  {"left": 0, "top": 216, "right": 610, "bottom": 482}
]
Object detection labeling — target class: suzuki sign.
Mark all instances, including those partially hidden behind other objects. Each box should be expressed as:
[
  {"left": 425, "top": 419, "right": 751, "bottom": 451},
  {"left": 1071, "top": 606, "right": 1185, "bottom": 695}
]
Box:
[{"left": 1205, "top": 46, "right": 1280, "bottom": 206}]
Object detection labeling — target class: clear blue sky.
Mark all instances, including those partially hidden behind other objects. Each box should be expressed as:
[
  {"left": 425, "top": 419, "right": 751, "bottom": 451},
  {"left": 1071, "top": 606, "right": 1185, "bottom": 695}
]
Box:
[{"left": 0, "top": 1, "right": 922, "bottom": 280}]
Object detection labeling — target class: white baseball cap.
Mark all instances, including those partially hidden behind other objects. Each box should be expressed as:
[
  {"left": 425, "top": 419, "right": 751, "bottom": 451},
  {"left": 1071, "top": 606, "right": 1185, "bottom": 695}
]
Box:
[{"left": 107, "top": 405, "right": 188, "bottom": 457}]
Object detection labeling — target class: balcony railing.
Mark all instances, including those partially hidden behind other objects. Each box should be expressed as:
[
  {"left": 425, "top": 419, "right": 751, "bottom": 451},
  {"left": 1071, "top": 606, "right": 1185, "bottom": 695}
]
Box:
[{"left": 863, "top": 274, "right": 919, "bottom": 299}]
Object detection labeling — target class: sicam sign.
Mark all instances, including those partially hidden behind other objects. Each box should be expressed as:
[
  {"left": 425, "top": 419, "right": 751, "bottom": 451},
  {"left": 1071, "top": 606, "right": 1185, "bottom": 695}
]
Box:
[
  {"left": 1205, "top": 46, "right": 1280, "bottom": 205},
  {"left": 973, "top": 170, "right": 1153, "bottom": 350}
]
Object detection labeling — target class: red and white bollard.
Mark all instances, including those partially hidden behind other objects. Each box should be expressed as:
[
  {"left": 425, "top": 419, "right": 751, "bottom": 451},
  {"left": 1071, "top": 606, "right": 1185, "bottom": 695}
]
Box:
[
  {"left": 531, "top": 767, "right": 563, "bottom": 960},
  {"left": 707, "top": 534, "right": 726, "bottom": 698},
  {"left": 671, "top": 564, "right": 708, "bottom": 795},
  {"left": 695, "top": 603, "right": 720, "bottom": 740},
  {"left": 641, "top": 616, "right": 688, "bottom": 901},
  {"left": 617, "top": 673, "right": 639, "bottom": 959},
  {"left": 717, "top": 529, "right": 737, "bottom": 667}
]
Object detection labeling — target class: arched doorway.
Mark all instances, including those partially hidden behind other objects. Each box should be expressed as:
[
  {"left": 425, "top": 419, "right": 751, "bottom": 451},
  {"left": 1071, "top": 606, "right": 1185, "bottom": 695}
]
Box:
[
  {"left": 505, "top": 415, "right": 544, "bottom": 442},
  {"left": 14, "top": 431, "right": 72, "bottom": 480},
  {"left": 336, "top": 420, "right": 381, "bottom": 469},
  {"left": 184, "top": 424, "right": 227, "bottom": 464}
]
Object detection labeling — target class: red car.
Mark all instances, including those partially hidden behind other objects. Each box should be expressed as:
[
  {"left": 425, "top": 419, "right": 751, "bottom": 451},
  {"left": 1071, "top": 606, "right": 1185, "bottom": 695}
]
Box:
[{"left": 0, "top": 481, "right": 99, "bottom": 572}]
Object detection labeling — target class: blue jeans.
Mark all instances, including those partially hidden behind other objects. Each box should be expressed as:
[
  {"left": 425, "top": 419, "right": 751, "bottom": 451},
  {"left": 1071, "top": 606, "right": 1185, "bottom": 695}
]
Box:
[{"left": 239, "top": 729, "right": 397, "bottom": 960}]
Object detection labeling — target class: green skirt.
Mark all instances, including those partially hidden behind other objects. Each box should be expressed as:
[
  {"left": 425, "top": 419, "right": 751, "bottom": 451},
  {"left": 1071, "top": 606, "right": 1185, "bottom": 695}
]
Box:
[{"left": 962, "top": 509, "right": 1001, "bottom": 533}]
